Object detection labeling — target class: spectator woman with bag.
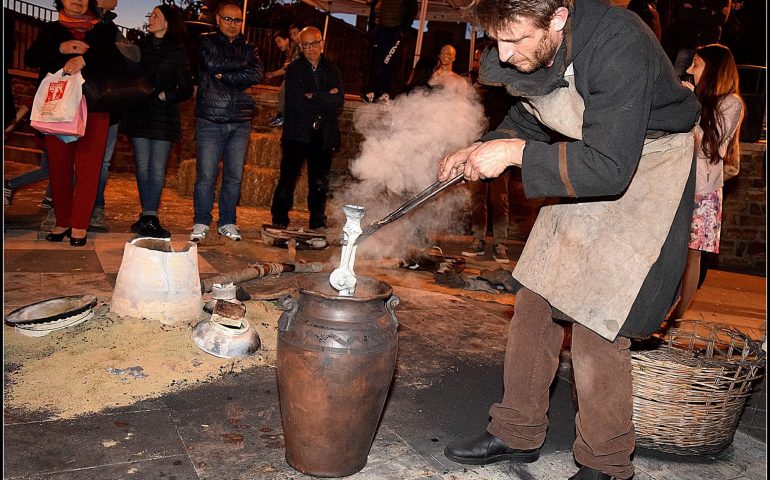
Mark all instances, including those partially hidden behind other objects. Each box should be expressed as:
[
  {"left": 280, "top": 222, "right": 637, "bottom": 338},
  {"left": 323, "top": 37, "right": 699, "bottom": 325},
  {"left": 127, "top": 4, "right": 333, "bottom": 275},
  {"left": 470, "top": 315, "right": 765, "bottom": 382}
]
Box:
[
  {"left": 24, "top": 0, "right": 125, "bottom": 246},
  {"left": 672, "top": 43, "right": 744, "bottom": 319},
  {"left": 122, "top": 4, "right": 193, "bottom": 238}
]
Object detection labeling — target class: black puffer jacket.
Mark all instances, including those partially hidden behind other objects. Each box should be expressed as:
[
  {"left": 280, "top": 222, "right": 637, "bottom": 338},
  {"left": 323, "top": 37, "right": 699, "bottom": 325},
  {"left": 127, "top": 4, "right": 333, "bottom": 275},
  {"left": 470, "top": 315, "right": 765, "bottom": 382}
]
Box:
[
  {"left": 122, "top": 36, "right": 194, "bottom": 142},
  {"left": 24, "top": 20, "right": 125, "bottom": 113},
  {"left": 196, "top": 32, "right": 263, "bottom": 123}
]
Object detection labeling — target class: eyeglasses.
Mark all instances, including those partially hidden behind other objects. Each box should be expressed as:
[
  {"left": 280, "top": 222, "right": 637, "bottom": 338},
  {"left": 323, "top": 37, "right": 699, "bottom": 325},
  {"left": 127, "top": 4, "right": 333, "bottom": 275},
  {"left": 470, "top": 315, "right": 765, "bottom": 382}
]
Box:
[
  {"left": 218, "top": 15, "right": 243, "bottom": 25},
  {"left": 301, "top": 40, "right": 322, "bottom": 49}
]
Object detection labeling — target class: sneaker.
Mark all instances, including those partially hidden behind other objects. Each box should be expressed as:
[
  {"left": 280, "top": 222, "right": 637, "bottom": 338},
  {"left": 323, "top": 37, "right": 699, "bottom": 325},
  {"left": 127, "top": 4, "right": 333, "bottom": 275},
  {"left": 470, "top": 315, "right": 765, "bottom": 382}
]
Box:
[
  {"left": 493, "top": 243, "right": 510, "bottom": 263},
  {"left": 269, "top": 113, "right": 284, "bottom": 127},
  {"left": 40, "top": 208, "right": 56, "bottom": 230},
  {"left": 217, "top": 223, "right": 242, "bottom": 241},
  {"left": 190, "top": 223, "right": 209, "bottom": 242},
  {"left": 361, "top": 92, "right": 375, "bottom": 103},
  {"left": 4, "top": 180, "right": 12, "bottom": 206},
  {"left": 40, "top": 196, "right": 54, "bottom": 209},
  {"left": 376, "top": 93, "right": 392, "bottom": 105},
  {"left": 461, "top": 239, "right": 486, "bottom": 257},
  {"left": 139, "top": 215, "right": 171, "bottom": 239},
  {"left": 89, "top": 206, "right": 108, "bottom": 229}
]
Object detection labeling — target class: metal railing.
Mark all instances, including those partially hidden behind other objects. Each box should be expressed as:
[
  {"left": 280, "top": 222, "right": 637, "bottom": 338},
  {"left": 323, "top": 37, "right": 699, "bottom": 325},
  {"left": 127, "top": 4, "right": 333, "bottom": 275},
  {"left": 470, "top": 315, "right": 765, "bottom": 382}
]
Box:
[
  {"left": 4, "top": 0, "right": 55, "bottom": 22},
  {"left": 6, "top": 0, "right": 372, "bottom": 93},
  {"left": 5, "top": 0, "right": 132, "bottom": 33}
]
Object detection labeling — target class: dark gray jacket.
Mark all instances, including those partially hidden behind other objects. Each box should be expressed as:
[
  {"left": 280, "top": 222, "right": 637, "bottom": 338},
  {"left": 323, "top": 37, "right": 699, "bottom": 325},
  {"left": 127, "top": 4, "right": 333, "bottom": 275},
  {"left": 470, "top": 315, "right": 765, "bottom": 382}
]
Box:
[
  {"left": 196, "top": 32, "right": 263, "bottom": 123},
  {"left": 282, "top": 55, "right": 344, "bottom": 150}
]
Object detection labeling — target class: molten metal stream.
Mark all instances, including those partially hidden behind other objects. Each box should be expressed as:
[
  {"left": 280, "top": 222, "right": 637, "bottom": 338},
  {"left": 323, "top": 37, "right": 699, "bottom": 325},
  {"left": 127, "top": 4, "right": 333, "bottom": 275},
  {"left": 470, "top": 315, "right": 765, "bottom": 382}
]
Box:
[{"left": 329, "top": 205, "right": 366, "bottom": 296}]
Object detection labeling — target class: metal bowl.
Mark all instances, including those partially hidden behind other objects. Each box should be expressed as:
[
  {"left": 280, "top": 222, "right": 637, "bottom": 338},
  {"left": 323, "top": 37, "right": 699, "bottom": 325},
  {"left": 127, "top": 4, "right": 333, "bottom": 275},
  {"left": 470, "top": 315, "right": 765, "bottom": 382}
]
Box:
[
  {"left": 191, "top": 318, "right": 260, "bottom": 359},
  {"left": 5, "top": 294, "right": 97, "bottom": 325}
]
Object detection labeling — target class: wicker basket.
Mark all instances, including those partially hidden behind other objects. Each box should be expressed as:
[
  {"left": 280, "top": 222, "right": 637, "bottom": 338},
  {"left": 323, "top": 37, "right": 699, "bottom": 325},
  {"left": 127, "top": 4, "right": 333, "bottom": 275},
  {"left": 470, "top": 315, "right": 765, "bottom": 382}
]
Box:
[{"left": 631, "top": 320, "right": 766, "bottom": 455}]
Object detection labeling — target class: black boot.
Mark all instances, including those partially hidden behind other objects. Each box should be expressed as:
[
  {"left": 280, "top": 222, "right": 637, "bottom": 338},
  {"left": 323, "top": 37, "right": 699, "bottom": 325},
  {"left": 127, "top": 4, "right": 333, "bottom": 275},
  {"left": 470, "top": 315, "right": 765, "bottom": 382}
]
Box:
[
  {"left": 568, "top": 466, "right": 613, "bottom": 479},
  {"left": 444, "top": 431, "right": 540, "bottom": 465},
  {"left": 138, "top": 215, "right": 171, "bottom": 239}
]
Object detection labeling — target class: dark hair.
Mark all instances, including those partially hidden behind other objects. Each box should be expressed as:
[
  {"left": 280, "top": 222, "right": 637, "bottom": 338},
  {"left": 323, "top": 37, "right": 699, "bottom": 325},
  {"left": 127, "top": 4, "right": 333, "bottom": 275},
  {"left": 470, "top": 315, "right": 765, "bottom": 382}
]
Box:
[
  {"left": 155, "top": 4, "right": 188, "bottom": 43},
  {"left": 54, "top": 0, "right": 98, "bottom": 14},
  {"left": 273, "top": 29, "right": 290, "bottom": 40},
  {"left": 693, "top": 44, "right": 743, "bottom": 165},
  {"left": 473, "top": 0, "right": 571, "bottom": 31}
]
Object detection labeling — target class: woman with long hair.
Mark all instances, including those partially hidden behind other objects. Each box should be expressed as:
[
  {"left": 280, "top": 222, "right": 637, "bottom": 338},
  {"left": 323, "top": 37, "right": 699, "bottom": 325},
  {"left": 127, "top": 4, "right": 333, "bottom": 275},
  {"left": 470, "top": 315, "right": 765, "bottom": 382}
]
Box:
[
  {"left": 672, "top": 43, "right": 744, "bottom": 318},
  {"left": 25, "top": 0, "right": 125, "bottom": 246},
  {"left": 122, "top": 4, "right": 193, "bottom": 238}
]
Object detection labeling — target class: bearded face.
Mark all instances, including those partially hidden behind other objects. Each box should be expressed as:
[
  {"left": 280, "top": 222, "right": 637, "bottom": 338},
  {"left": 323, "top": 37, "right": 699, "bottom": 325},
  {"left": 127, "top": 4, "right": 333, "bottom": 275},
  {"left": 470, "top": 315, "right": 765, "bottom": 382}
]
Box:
[{"left": 490, "top": 15, "right": 564, "bottom": 73}]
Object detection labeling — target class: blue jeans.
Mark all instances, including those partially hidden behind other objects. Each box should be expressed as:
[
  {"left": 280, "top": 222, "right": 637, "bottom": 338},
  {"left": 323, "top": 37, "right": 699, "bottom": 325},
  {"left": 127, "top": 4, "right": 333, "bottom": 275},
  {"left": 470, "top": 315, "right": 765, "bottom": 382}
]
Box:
[
  {"left": 94, "top": 122, "right": 119, "bottom": 208},
  {"left": 132, "top": 137, "right": 173, "bottom": 215},
  {"left": 8, "top": 150, "right": 49, "bottom": 192},
  {"left": 193, "top": 118, "right": 250, "bottom": 226}
]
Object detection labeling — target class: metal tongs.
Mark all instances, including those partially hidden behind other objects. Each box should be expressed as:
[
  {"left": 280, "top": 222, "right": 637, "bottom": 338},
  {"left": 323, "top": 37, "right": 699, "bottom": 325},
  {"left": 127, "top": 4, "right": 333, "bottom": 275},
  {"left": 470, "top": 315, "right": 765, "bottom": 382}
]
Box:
[{"left": 354, "top": 173, "right": 465, "bottom": 246}]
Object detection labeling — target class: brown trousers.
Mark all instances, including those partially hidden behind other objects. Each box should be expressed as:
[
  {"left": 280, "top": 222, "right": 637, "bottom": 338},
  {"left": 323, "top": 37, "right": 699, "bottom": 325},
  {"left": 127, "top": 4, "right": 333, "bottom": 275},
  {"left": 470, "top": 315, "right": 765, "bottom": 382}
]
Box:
[
  {"left": 469, "top": 171, "right": 510, "bottom": 246},
  {"left": 488, "top": 288, "right": 635, "bottom": 479}
]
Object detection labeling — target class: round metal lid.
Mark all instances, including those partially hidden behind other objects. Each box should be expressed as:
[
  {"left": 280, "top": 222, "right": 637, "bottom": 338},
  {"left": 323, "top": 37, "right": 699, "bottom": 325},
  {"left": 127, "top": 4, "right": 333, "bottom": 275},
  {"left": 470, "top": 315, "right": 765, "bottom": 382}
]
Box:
[{"left": 5, "top": 294, "right": 98, "bottom": 326}]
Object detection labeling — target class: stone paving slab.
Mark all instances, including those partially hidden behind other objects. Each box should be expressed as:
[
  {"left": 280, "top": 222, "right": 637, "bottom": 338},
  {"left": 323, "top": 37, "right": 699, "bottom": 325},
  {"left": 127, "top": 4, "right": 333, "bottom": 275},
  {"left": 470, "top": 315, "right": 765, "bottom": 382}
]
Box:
[{"left": 3, "top": 410, "right": 188, "bottom": 478}]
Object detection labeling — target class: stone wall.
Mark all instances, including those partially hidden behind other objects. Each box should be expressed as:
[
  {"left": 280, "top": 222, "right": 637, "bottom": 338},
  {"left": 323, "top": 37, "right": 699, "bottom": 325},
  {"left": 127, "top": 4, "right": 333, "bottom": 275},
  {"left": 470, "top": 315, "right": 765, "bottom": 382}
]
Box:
[{"left": 720, "top": 142, "right": 767, "bottom": 273}]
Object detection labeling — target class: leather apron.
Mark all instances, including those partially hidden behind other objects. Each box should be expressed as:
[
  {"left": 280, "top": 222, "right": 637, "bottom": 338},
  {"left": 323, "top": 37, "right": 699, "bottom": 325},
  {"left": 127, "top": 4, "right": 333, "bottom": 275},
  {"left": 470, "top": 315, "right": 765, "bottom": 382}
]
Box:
[{"left": 513, "top": 63, "right": 693, "bottom": 341}]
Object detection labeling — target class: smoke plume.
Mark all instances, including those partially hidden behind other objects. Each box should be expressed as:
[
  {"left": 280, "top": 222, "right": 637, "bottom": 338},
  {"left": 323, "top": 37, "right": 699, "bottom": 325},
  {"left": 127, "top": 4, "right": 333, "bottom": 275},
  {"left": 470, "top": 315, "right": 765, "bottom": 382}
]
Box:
[{"left": 331, "top": 84, "right": 487, "bottom": 260}]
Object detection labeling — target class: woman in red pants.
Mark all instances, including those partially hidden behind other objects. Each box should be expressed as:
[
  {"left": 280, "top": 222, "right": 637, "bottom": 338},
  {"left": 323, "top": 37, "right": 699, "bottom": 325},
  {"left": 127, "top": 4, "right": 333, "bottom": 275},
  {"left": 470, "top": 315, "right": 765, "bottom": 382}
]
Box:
[{"left": 25, "top": 0, "right": 125, "bottom": 246}]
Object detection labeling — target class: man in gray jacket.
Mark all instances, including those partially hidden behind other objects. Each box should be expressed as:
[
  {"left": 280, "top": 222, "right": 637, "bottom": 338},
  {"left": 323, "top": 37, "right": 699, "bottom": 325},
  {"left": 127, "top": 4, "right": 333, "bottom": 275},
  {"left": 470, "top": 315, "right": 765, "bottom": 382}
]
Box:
[
  {"left": 439, "top": 0, "right": 700, "bottom": 478},
  {"left": 191, "top": 1, "right": 262, "bottom": 242}
]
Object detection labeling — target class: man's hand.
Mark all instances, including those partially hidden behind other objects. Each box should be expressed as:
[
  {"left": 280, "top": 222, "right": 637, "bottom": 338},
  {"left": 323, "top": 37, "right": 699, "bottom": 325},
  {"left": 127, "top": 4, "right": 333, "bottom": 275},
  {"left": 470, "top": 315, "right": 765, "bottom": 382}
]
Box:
[
  {"left": 438, "top": 142, "right": 482, "bottom": 181},
  {"left": 464, "top": 139, "right": 525, "bottom": 181},
  {"left": 215, "top": 73, "right": 223, "bottom": 80},
  {"left": 438, "top": 139, "right": 525, "bottom": 181},
  {"left": 329, "top": 88, "right": 339, "bottom": 94}
]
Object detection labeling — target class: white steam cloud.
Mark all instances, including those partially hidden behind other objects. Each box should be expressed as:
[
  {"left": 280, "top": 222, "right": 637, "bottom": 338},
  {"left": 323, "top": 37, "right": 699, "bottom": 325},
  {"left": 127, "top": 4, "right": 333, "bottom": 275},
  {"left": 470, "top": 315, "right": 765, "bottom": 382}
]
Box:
[{"left": 333, "top": 84, "right": 487, "bottom": 260}]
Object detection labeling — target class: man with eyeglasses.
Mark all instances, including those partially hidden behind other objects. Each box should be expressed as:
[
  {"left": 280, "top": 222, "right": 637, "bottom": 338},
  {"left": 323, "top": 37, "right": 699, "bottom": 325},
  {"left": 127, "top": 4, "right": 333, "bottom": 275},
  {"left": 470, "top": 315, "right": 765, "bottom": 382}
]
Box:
[
  {"left": 190, "top": 1, "right": 263, "bottom": 242},
  {"left": 270, "top": 26, "right": 344, "bottom": 232}
]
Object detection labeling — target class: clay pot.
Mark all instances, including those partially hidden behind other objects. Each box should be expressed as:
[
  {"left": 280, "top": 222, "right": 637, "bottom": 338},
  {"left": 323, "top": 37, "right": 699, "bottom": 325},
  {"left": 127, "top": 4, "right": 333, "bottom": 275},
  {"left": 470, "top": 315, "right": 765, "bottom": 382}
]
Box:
[
  {"left": 277, "top": 273, "right": 399, "bottom": 477},
  {"left": 111, "top": 238, "right": 203, "bottom": 324}
]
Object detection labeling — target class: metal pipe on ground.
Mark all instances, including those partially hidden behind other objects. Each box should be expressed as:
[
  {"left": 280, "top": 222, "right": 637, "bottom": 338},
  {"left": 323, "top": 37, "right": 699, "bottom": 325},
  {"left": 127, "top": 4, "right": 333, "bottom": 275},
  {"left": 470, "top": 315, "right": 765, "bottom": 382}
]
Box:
[{"left": 201, "top": 262, "right": 324, "bottom": 293}]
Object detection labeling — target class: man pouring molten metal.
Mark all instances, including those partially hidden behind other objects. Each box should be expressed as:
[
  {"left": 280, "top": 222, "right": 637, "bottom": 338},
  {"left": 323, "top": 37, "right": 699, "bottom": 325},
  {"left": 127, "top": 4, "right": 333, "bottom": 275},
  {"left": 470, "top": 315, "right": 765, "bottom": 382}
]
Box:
[{"left": 438, "top": 0, "right": 700, "bottom": 478}]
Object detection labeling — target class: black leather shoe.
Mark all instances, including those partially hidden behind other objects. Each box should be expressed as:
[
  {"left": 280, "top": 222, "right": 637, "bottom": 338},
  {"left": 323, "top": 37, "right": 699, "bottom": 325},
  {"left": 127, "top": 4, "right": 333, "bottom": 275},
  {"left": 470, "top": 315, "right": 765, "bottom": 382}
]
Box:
[
  {"left": 568, "top": 466, "right": 613, "bottom": 479},
  {"left": 130, "top": 215, "right": 143, "bottom": 233},
  {"left": 45, "top": 228, "right": 71, "bottom": 242},
  {"left": 444, "top": 431, "right": 540, "bottom": 465},
  {"left": 138, "top": 215, "right": 171, "bottom": 239},
  {"left": 70, "top": 235, "right": 87, "bottom": 247}
]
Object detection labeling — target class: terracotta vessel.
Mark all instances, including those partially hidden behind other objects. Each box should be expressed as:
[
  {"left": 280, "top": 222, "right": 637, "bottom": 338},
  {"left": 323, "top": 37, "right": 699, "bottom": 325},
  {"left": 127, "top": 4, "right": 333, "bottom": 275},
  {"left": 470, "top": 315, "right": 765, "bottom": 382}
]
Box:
[
  {"left": 277, "top": 273, "right": 399, "bottom": 477},
  {"left": 111, "top": 238, "right": 202, "bottom": 324}
]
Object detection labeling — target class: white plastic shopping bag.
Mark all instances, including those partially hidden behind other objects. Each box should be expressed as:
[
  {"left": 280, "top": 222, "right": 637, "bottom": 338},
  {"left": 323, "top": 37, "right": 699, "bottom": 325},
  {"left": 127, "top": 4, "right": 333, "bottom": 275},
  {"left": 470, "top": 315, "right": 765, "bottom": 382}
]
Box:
[
  {"left": 30, "top": 69, "right": 85, "bottom": 123},
  {"left": 31, "top": 96, "right": 88, "bottom": 138}
]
